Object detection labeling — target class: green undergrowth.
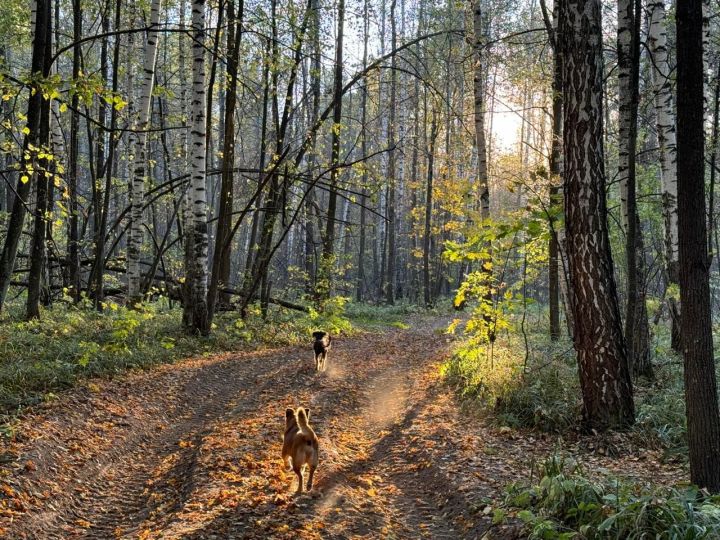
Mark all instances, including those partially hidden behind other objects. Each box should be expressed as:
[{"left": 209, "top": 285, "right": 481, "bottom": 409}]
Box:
[
  {"left": 441, "top": 328, "right": 581, "bottom": 432},
  {"left": 0, "top": 295, "right": 415, "bottom": 417},
  {"left": 344, "top": 301, "right": 432, "bottom": 329},
  {"left": 442, "top": 320, "right": 692, "bottom": 456},
  {"left": 497, "top": 454, "right": 720, "bottom": 539}
]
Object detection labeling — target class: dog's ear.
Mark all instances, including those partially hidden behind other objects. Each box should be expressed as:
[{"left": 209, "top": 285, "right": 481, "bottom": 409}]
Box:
[
  {"left": 312, "top": 331, "right": 322, "bottom": 339},
  {"left": 285, "top": 408, "right": 295, "bottom": 420},
  {"left": 303, "top": 407, "right": 310, "bottom": 420}
]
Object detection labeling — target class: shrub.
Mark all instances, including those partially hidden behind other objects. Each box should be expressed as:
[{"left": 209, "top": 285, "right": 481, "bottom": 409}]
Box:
[
  {"left": 442, "top": 332, "right": 579, "bottom": 431},
  {"left": 501, "top": 454, "right": 720, "bottom": 539}
]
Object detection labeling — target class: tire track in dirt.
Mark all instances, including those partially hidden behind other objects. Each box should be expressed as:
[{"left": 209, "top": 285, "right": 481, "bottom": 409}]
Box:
[
  {"left": 1, "top": 350, "right": 301, "bottom": 538},
  {"left": 1, "top": 318, "right": 526, "bottom": 539}
]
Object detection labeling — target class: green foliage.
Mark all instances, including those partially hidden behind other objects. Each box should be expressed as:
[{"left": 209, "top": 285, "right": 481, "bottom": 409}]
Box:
[
  {"left": 633, "top": 361, "right": 688, "bottom": 456},
  {"left": 344, "top": 301, "right": 429, "bottom": 329},
  {"left": 501, "top": 455, "right": 720, "bottom": 539},
  {"left": 445, "top": 199, "right": 551, "bottom": 349},
  {"left": 0, "top": 298, "right": 359, "bottom": 416},
  {"left": 0, "top": 297, "right": 425, "bottom": 417},
  {"left": 444, "top": 321, "right": 692, "bottom": 450},
  {"left": 442, "top": 329, "right": 579, "bottom": 432}
]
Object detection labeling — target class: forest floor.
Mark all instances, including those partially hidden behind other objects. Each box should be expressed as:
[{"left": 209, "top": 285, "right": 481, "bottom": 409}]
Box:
[{"left": 0, "top": 316, "right": 685, "bottom": 539}]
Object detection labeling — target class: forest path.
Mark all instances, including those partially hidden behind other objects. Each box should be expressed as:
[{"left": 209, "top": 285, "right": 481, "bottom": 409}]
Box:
[{"left": 0, "top": 318, "right": 540, "bottom": 539}]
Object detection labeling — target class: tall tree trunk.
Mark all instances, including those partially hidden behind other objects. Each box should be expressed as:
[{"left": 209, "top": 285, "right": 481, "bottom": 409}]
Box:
[
  {"left": 244, "top": 39, "right": 270, "bottom": 281},
  {"left": 541, "top": 0, "right": 562, "bottom": 340},
  {"left": 304, "top": 0, "right": 322, "bottom": 293},
  {"left": 648, "top": 0, "right": 680, "bottom": 351},
  {"left": 618, "top": 0, "right": 651, "bottom": 376},
  {"left": 320, "top": 0, "right": 344, "bottom": 300},
  {"left": 423, "top": 113, "right": 438, "bottom": 307},
  {"left": 561, "top": 0, "right": 635, "bottom": 430},
  {"left": 676, "top": 0, "right": 720, "bottom": 492},
  {"left": 385, "top": 0, "right": 397, "bottom": 304},
  {"left": 0, "top": 0, "right": 50, "bottom": 311},
  {"left": 127, "top": 0, "right": 162, "bottom": 306},
  {"left": 91, "top": 0, "right": 123, "bottom": 309},
  {"left": 357, "top": 0, "right": 370, "bottom": 302},
  {"left": 67, "top": 0, "right": 82, "bottom": 302},
  {"left": 186, "top": 0, "right": 210, "bottom": 335},
  {"left": 472, "top": 0, "right": 492, "bottom": 331},
  {"left": 26, "top": 0, "right": 53, "bottom": 319},
  {"left": 208, "top": 0, "right": 243, "bottom": 320}
]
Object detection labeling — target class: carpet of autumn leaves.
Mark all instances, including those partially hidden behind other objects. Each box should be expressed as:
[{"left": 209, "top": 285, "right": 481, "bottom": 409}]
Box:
[{"left": 0, "top": 318, "right": 685, "bottom": 539}]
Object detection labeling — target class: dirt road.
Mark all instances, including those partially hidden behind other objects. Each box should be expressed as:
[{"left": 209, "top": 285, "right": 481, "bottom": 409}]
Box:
[{"left": 0, "top": 319, "right": 534, "bottom": 539}]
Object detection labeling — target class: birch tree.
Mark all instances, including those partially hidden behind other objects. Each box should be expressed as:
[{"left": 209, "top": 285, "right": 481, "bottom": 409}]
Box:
[
  {"left": 186, "top": 0, "right": 210, "bottom": 334},
  {"left": 471, "top": 0, "right": 492, "bottom": 331},
  {"left": 561, "top": 0, "right": 635, "bottom": 430},
  {"left": 648, "top": 0, "right": 680, "bottom": 350},
  {"left": 127, "top": 0, "right": 162, "bottom": 306}
]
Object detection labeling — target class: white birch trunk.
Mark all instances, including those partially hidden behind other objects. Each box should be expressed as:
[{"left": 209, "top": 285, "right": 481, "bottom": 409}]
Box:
[
  {"left": 648, "top": 0, "right": 679, "bottom": 278},
  {"left": 188, "top": 0, "right": 209, "bottom": 334},
  {"left": 127, "top": 0, "right": 162, "bottom": 305},
  {"left": 703, "top": 0, "right": 710, "bottom": 128},
  {"left": 617, "top": 0, "right": 632, "bottom": 231}
]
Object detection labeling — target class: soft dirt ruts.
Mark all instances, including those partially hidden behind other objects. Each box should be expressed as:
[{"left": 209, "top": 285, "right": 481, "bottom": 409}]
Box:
[{"left": 1, "top": 318, "right": 538, "bottom": 539}]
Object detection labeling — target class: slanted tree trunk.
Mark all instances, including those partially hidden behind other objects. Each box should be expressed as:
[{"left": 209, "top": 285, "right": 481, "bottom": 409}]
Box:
[
  {"left": 127, "top": 0, "right": 162, "bottom": 306},
  {"left": 561, "top": 0, "right": 635, "bottom": 430},
  {"left": 238, "top": 0, "right": 312, "bottom": 314},
  {"left": 185, "top": 0, "right": 210, "bottom": 335},
  {"left": 0, "top": 0, "right": 50, "bottom": 311},
  {"left": 648, "top": 0, "right": 680, "bottom": 351},
  {"left": 676, "top": 0, "right": 720, "bottom": 492}
]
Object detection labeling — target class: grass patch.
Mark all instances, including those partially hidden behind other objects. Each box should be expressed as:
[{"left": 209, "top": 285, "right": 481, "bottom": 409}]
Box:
[
  {"left": 344, "top": 301, "right": 432, "bottom": 330},
  {"left": 442, "top": 331, "right": 580, "bottom": 432},
  {"left": 0, "top": 295, "right": 377, "bottom": 417},
  {"left": 0, "top": 296, "right": 432, "bottom": 418},
  {"left": 498, "top": 454, "right": 720, "bottom": 539},
  {"left": 443, "top": 322, "right": 692, "bottom": 455}
]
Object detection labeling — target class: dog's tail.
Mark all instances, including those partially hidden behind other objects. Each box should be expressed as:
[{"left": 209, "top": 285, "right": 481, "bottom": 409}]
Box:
[{"left": 297, "top": 407, "right": 310, "bottom": 430}]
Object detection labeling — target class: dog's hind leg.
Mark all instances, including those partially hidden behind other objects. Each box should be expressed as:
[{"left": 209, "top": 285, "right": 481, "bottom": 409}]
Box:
[
  {"left": 293, "top": 464, "right": 304, "bottom": 494},
  {"left": 307, "top": 464, "right": 316, "bottom": 491},
  {"left": 322, "top": 351, "right": 328, "bottom": 372}
]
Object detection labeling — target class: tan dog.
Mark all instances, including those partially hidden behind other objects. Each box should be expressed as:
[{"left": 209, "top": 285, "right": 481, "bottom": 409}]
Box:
[{"left": 281, "top": 407, "right": 319, "bottom": 494}]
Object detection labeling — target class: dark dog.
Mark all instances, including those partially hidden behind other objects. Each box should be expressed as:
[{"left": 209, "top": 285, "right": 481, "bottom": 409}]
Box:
[
  {"left": 281, "top": 407, "right": 319, "bottom": 494},
  {"left": 312, "top": 331, "right": 331, "bottom": 372}
]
